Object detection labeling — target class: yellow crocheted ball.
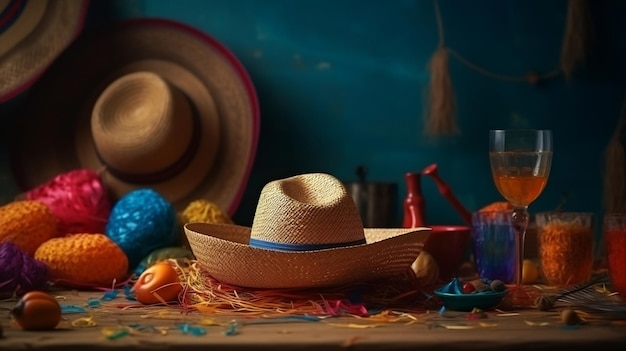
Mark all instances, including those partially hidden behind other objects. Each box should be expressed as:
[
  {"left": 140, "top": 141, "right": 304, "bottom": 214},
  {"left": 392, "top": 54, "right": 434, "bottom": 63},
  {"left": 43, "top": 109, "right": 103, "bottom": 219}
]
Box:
[
  {"left": 177, "top": 199, "right": 233, "bottom": 248},
  {"left": 34, "top": 233, "right": 129, "bottom": 286},
  {"left": 178, "top": 199, "right": 233, "bottom": 225},
  {"left": 0, "top": 200, "right": 57, "bottom": 256}
]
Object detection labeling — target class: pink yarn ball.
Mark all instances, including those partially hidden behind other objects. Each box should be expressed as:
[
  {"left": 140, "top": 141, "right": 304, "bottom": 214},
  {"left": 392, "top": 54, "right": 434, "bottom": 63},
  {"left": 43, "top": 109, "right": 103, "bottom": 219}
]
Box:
[{"left": 26, "top": 169, "right": 111, "bottom": 235}]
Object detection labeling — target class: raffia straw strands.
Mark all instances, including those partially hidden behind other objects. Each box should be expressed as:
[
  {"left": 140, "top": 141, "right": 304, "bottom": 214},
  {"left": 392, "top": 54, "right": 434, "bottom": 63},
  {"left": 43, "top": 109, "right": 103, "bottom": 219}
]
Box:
[
  {"left": 560, "top": 0, "right": 592, "bottom": 80},
  {"left": 175, "top": 260, "right": 426, "bottom": 317},
  {"left": 604, "top": 95, "right": 626, "bottom": 213},
  {"left": 496, "top": 286, "right": 543, "bottom": 310}
]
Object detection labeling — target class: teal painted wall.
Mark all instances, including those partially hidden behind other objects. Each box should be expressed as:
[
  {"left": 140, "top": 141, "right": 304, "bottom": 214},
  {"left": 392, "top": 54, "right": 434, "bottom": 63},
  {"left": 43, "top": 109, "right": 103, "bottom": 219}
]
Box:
[{"left": 1, "top": 0, "right": 625, "bottom": 243}]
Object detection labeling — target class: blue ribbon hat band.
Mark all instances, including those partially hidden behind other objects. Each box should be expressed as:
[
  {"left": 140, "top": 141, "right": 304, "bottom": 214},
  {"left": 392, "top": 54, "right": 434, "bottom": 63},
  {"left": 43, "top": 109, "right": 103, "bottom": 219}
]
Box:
[{"left": 249, "top": 238, "right": 367, "bottom": 252}]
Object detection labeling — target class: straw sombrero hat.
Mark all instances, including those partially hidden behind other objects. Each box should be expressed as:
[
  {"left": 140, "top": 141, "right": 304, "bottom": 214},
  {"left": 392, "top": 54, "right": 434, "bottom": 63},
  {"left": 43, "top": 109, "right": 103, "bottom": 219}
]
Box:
[
  {"left": 10, "top": 18, "right": 260, "bottom": 215},
  {"left": 184, "top": 173, "right": 431, "bottom": 289},
  {"left": 0, "top": 0, "right": 89, "bottom": 102}
]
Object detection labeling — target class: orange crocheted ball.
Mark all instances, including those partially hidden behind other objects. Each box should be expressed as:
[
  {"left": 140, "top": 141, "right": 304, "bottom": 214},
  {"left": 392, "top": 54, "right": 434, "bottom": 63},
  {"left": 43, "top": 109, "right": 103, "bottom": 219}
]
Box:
[
  {"left": 34, "top": 233, "right": 129, "bottom": 286},
  {"left": 0, "top": 200, "right": 57, "bottom": 256}
]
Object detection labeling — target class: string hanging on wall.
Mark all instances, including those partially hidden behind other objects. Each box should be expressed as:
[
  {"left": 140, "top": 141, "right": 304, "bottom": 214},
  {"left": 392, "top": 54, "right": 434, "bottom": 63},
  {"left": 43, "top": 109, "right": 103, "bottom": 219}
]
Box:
[{"left": 425, "top": 0, "right": 592, "bottom": 136}]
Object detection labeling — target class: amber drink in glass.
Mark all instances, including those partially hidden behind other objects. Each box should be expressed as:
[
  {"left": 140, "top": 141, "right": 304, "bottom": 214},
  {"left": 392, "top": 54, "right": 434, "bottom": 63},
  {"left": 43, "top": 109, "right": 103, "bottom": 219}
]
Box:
[{"left": 489, "top": 129, "right": 553, "bottom": 291}]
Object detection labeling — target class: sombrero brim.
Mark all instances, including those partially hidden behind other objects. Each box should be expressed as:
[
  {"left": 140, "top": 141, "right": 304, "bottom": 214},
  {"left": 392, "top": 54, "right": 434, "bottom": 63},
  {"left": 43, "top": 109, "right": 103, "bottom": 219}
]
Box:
[
  {"left": 0, "top": 0, "right": 89, "bottom": 102},
  {"left": 184, "top": 222, "right": 432, "bottom": 289},
  {"left": 10, "top": 18, "right": 260, "bottom": 215}
]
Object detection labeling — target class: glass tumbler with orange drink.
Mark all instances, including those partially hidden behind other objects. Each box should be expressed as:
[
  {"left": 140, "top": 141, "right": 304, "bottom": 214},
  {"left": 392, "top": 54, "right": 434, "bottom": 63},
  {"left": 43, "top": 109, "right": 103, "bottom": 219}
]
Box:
[
  {"left": 603, "top": 213, "right": 626, "bottom": 298},
  {"left": 536, "top": 212, "right": 594, "bottom": 286}
]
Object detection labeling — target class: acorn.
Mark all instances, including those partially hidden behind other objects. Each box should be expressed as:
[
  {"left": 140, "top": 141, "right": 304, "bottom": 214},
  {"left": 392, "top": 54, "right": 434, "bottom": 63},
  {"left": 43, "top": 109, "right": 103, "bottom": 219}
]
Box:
[
  {"left": 10, "top": 291, "right": 61, "bottom": 331},
  {"left": 489, "top": 279, "right": 506, "bottom": 293},
  {"left": 561, "top": 308, "right": 582, "bottom": 326},
  {"left": 534, "top": 295, "right": 557, "bottom": 311}
]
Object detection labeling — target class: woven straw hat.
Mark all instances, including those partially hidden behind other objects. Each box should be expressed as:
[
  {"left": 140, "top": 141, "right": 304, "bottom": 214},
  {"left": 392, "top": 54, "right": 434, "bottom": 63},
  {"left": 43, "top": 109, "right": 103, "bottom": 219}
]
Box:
[
  {"left": 184, "top": 173, "right": 431, "bottom": 289},
  {"left": 0, "top": 0, "right": 88, "bottom": 102},
  {"left": 10, "top": 18, "right": 259, "bottom": 214}
]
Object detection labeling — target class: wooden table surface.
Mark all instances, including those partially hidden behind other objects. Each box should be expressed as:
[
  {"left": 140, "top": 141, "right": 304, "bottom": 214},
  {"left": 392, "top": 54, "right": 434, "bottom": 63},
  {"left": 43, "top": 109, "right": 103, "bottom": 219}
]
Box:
[{"left": 1, "top": 289, "right": 626, "bottom": 351}]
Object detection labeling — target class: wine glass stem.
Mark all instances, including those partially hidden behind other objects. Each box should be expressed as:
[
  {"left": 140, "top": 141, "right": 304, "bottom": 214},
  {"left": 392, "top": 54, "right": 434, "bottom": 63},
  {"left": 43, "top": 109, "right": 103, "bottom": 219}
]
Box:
[{"left": 511, "top": 206, "right": 529, "bottom": 287}]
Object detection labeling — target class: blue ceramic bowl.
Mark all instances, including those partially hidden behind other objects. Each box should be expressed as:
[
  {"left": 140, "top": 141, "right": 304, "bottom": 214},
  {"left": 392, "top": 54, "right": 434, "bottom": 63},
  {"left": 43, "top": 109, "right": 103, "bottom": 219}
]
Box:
[{"left": 433, "top": 289, "right": 508, "bottom": 312}]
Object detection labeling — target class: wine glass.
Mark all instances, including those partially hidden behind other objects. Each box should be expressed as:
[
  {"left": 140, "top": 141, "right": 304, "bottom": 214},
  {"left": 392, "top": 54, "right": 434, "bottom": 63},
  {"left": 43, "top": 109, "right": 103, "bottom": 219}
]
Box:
[{"left": 489, "top": 129, "right": 553, "bottom": 293}]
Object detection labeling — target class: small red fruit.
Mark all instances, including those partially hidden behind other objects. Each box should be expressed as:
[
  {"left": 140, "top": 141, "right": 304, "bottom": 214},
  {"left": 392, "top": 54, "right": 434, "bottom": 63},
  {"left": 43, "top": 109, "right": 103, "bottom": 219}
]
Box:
[{"left": 462, "top": 282, "right": 476, "bottom": 294}]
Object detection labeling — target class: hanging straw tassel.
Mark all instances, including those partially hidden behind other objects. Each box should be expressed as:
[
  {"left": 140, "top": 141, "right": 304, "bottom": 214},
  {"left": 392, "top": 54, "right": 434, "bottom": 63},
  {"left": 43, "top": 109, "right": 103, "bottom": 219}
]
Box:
[
  {"left": 425, "top": 0, "right": 457, "bottom": 136},
  {"left": 604, "top": 96, "right": 626, "bottom": 213},
  {"left": 560, "top": 0, "right": 592, "bottom": 80},
  {"left": 425, "top": 44, "right": 457, "bottom": 136}
]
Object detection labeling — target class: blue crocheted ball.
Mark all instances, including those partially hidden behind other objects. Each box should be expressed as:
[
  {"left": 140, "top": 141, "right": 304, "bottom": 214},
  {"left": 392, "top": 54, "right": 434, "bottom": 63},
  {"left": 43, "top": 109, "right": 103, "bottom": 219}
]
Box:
[{"left": 105, "top": 188, "right": 178, "bottom": 270}]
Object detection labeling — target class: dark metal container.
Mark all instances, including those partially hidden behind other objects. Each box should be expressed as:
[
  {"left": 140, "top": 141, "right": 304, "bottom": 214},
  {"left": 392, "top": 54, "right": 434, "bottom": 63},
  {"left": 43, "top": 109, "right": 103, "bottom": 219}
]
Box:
[{"left": 343, "top": 166, "right": 398, "bottom": 228}]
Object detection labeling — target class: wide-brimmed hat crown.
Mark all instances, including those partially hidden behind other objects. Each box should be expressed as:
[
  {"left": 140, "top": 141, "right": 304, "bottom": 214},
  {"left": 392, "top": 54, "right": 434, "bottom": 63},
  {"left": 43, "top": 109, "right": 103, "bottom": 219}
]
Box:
[
  {"left": 91, "top": 71, "right": 214, "bottom": 186},
  {"left": 185, "top": 173, "right": 431, "bottom": 289},
  {"left": 248, "top": 173, "right": 367, "bottom": 251}
]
